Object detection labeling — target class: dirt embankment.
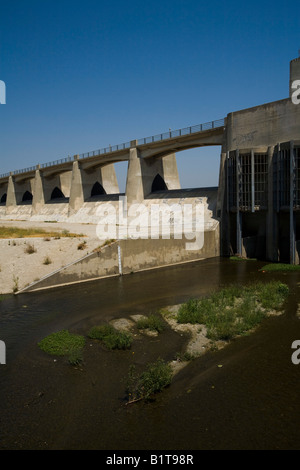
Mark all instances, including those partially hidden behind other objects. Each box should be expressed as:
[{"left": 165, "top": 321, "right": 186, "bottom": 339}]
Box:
[{"left": 0, "top": 220, "right": 102, "bottom": 294}]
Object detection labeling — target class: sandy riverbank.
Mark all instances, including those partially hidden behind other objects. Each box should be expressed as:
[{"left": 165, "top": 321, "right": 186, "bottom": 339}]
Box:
[{"left": 0, "top": 220, "right": 102, "bottom": 294}]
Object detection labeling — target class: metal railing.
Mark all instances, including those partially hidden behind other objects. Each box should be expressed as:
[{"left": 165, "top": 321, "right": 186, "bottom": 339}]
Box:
[
  {"left": 137, "top": 118, "right": 225, "bottom": 146},
  {"left": 13, "top": 166, "right": 36, "bottom": 175},
  {"left": 40, "top": 156, "right": 72, "bottom": 168},
  {"left": 79, "top": 141, "right": 131, "bottom": 159},
  {"left": 0, "top": 118, "right": 225, "bottom": 178}
]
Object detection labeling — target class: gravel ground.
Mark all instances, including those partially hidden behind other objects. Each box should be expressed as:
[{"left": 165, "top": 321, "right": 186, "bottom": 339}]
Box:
[{"left": 0, "top": 220, "right": 101, "bottom": 294}]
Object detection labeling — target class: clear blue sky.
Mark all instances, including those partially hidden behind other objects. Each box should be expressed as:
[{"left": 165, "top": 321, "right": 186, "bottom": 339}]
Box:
[{"left": 0, "top": 0, "right": 299, "bottom": 190}]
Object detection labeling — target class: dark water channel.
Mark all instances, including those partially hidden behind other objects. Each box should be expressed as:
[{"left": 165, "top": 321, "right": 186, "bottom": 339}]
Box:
[{"left": 1, "top": 257, "right": 300, "bottom": 450}]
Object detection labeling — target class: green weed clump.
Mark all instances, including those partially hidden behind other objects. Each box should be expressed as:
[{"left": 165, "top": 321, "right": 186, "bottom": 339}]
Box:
[
  {"left": 176, "top": 281, "right": 289, "bottom": 341},
  {"left": 38, "top": 330, "right": 86, "bottom": 357},
  {"left": 260, "top": 263, "right": 300, "bottom": 272},
  {"left": 136, "top": 314, "right": 165, "bottom": 333},
  {"left": 88, "top": 324, "right": 132, "bottom": 350},
  {"left": 67, "top": 348, "right": 84, "bottom": 366},
  {"left": 126, "top": 358, "right": 172, "bottom": 404}
]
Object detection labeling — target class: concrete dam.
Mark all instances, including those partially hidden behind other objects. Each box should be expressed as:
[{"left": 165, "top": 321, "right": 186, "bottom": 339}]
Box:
[{"left": 1, "top": 56, "right": 300, "bottom": 291}]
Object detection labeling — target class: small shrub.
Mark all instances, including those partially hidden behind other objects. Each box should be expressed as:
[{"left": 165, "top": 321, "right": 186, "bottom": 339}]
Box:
[
  {"left": 88, "top": 324, "right": 115, "bottom": 340},
  {"left": 136, "top": 314, "right": 165, "bottom": 333},
  {"left": 102, "top": 239, "right": 116, "bottom": 247},
  {"left": 12, "top": 275, "right": 19, "bottom": 293},
  {"left": 68, "top": 348, "right": 84, "bottom": 366},
  {"left": 43, "top": 256, "right": 52, "bottom": 265},
  {"left": 38, "top": 330, "right": 85, "bottom": 356},
  {"left": 126, "top": 358, "right": 172, "bottom": 403},
  {"left": 88, "top": 324, "right": 132, "bottom": 350},
  {"left": 77, "top": 241, "right": 87, "bottom": 250},
  {"left": 175, "top": 351, "right": 196, "bottom": 362},
  {"left": 25, "top": 243, "right": 36, "bottom": 254},
  {"left": 177, "top": 299, "right": 201, "bottom": 324}
]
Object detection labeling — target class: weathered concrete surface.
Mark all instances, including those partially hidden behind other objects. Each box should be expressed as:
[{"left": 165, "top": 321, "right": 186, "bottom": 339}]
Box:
[
  {"left": 19, "top": 228, "right": 219, "bottom": 293},
  {"left": 17, "top": 188, "right": 220, "bottom": 292},
  {"left": 226, "top": 98, "right": 300, "bottom": 151}
]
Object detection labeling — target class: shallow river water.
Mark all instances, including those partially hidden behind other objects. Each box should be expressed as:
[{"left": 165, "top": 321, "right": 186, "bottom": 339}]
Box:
[{"left": 1, "top": 257, "right": 300, "bottom": 450}]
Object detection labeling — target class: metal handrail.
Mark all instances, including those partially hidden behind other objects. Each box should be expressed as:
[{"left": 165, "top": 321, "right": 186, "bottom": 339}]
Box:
[
  {"left": 79, "top": 141, "right": 131, "bottom": 159},
  {"left": 137, "top": 118, "right": 225, "bottom": 146},
  {"left": 13, "top": 166, "right": 36, "bottom": 175},
  {"left": 1, "top": 118, "right": 225, "bottom": 177},
  {"left": 40, "top": 156, "right": 72, "bottom": 168}
]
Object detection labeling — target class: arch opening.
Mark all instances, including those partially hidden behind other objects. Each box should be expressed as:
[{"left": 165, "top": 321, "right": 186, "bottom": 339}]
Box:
[
  {"left": 151, "top": 174, "right": 168, "bottom": 192},
  {"left": 51, "top": 187, "right": 65, "bottom": 200},
  {"left": 22, "top": 191, "right": 33, "bottom": 202},
  {"left": 0, "top": 193, "right": 7, "bottom": 204},
  {"left": 91, "top": 181, "right": 106, "bottom": 197}
]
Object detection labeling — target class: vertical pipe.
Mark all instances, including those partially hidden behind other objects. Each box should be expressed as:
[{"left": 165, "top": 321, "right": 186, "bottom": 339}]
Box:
[
  {"left": 266, "top": 146, "right": 277, "bottom": 261},
  {"left": 236, "top": 149, "right": 242, "bottom": 255},
  {"left": 226, "top": 152, "right": 229, "bottom": 213},
  {"left": 290, "top": 141, "right": 296, "bottom": 264},
  {"left": 118, "top": 244, "right": 123, "bottom": 275},
  {"left": 276, "top": 144, "right": 280, "bottom": 213},
  {"left": 251, "top": 149, "right": 255, "bottom": 213}
]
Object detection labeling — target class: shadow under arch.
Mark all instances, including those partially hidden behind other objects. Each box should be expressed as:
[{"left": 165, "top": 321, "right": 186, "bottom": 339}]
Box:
[
  {"left": 22, "top": 191, "right": 33, "bottom": 202},
  {"left": 51, "top": 187, "right": 65, "bottom": 200},
  {"left": 151, "top": 174, "right": 168, "bottom": 192},
  {"left": 0, "top": 193, "right": 7, "bottom": 204},
  {"left": 91, "top": 181, "right": 106, "bottom": 197}
]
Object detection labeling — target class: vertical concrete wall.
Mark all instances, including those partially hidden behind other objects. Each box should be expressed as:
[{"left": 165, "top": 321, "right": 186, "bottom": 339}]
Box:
[{"left": 20, "top": 226, "right": 220, "bottom": 293}]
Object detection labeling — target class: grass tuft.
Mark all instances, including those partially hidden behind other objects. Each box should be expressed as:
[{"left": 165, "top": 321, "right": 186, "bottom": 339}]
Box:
[
  {"left": 136, "top": 313, "right": 165, "bottom": 333},
  {"left": 0, "top": 226, "right": 81, "bottom": 239},
  {"left": 176, "top": 281, "right": 289, "bottom": 341},
  {"left": 126, "top": 358, "right": 172, "bottom": 403},
  {"left": 24, "top": 243, "right": 36, "bottom": 254},
  {"left": 38, "top": 330, "right": 85, "bottom": 357},
  {"left": 260, "top": 263, "right": 300, "bottom": 272},
  {"left": 87, "top": 324, "right": 132, "bottom": 350}
]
